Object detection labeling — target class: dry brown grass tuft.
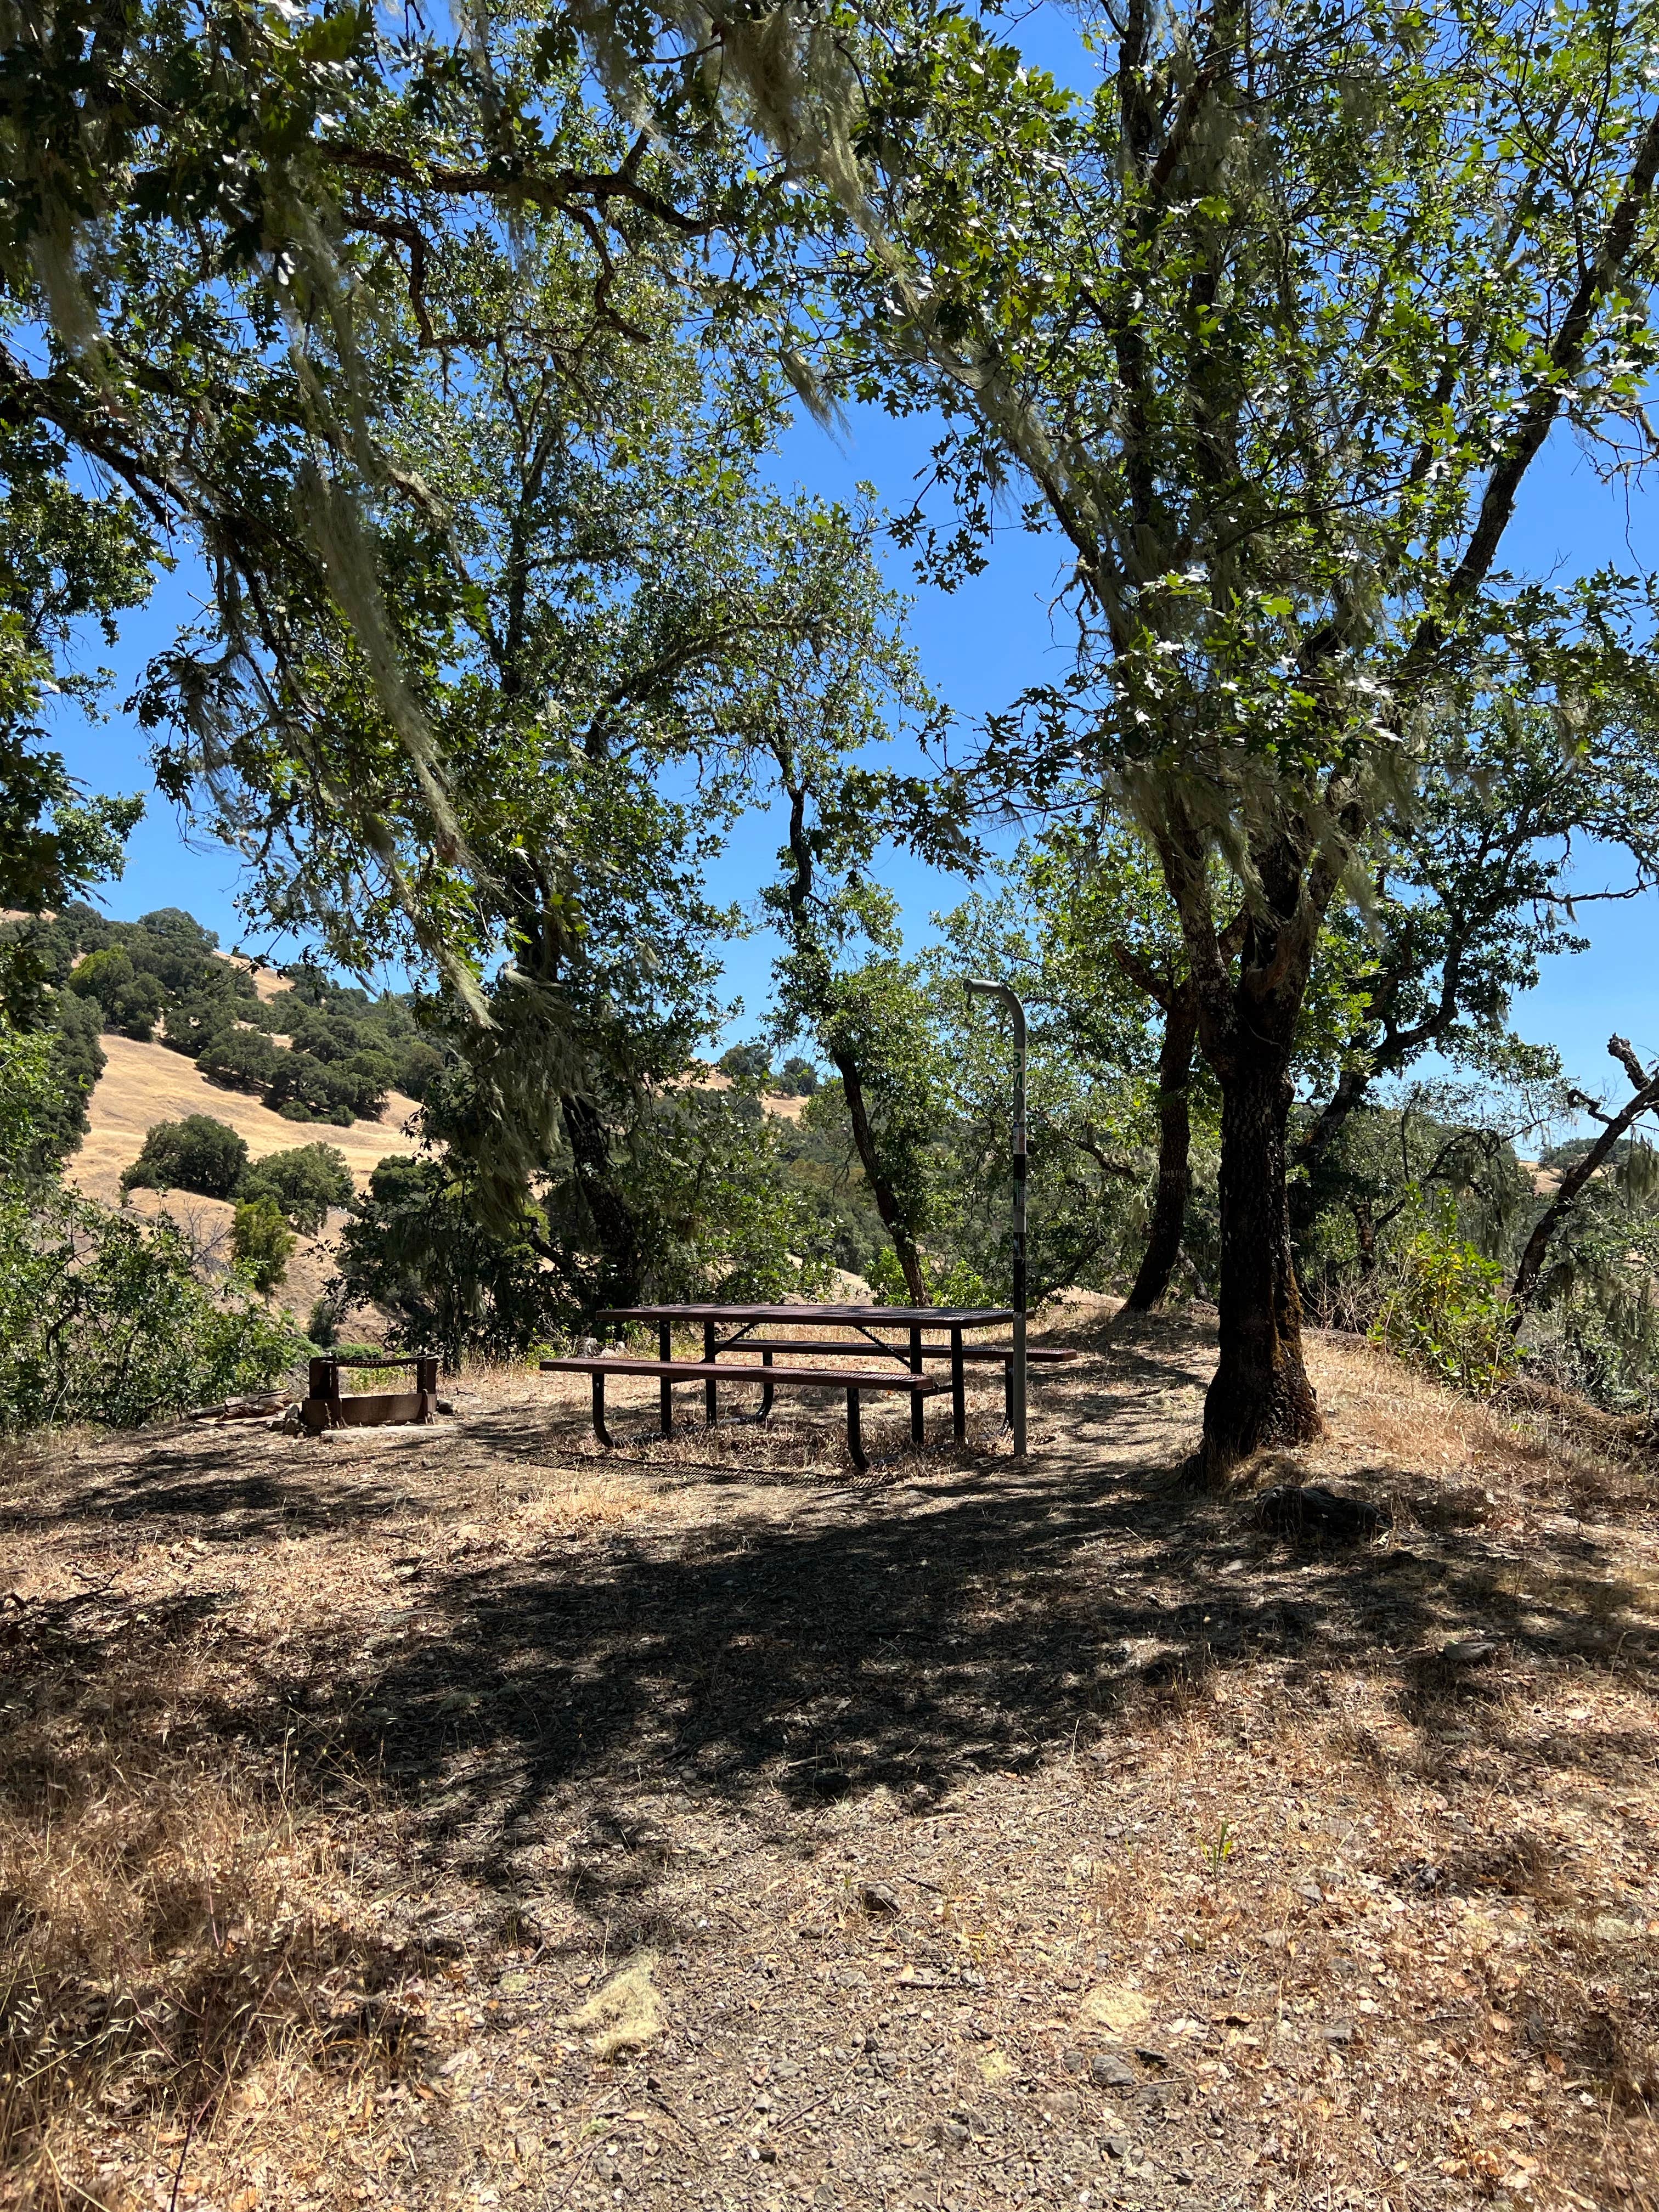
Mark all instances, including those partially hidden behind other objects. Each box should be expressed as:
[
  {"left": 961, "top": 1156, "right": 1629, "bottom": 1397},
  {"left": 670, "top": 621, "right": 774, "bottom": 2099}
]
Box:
[
  {"left": 0, "top": 1656, "right": 426, "bottom": 2207},
  {"left": 517, "top": 1471, "right": 657, "bottom": 1530},
  {"left": 565, "top": 1953, "right": 664, "bottom": 2061}
]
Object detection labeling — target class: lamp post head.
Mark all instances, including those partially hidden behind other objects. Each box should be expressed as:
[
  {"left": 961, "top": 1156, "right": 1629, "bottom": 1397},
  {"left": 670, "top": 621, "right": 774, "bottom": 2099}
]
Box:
[{"left": 963, "top": 975, "right": 1019, "bottom": 1015}]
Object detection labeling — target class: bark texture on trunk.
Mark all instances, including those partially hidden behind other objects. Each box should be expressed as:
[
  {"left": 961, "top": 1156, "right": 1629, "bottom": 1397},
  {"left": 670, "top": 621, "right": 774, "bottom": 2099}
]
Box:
[
  {"left": 1288, "top": 1059, "right": 1370, "bottom": 1240},
  {"left": 1147, "top": 831, "right": 1324, "bottom": 1485},
  {"left": 1125, "top": 991, "right": 1196, "bottom": 1310},
  {"left": 1199, "top": 1043, "right": 1320, "bottom": 1479}
]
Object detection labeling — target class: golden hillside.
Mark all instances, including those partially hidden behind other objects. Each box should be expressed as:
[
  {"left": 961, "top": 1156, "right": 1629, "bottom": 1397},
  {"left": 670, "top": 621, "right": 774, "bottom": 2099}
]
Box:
[
  {"left": 66, "top": 1032, "right": 422, "bottom": 1210},
  {"left": 60, "top": 1006, "right": 423, "bottom": 1329}
]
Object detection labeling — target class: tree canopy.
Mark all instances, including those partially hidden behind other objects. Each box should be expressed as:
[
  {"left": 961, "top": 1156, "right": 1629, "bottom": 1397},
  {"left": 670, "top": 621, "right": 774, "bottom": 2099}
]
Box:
[{"left": 10, "top": 0, "right": 1659, "bottom": 1447}]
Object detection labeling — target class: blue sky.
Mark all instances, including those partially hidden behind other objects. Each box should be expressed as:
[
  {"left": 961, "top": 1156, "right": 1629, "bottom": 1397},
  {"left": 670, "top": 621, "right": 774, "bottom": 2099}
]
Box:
[{"left": 36, "top": 0, "right": 1659, "bottom": 1112}]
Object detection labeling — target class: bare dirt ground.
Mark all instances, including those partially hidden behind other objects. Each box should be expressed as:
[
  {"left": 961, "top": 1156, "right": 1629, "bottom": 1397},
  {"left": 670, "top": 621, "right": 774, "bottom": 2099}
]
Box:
[{"left": 3, "top": 1313, "right": 1656, "bottom": 2212}]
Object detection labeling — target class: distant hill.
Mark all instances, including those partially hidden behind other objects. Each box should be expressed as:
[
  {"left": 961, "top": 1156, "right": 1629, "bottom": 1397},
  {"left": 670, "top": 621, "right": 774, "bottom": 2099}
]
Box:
[
  {"left": 63, "top": 1028, "right": 424, "bottom": 1335},
  {"left": 0, "top": 905, "right": 432, "bottom": 1336},
  {"left": 67, "top": 1031, "right": 421, "bottom": 1210}
]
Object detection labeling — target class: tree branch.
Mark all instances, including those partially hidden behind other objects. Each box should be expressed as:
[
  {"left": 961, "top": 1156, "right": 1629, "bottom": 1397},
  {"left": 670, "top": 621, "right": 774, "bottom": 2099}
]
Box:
[{"left": 1510, "top": 1033, "right": 1659, "bottom": 1314}]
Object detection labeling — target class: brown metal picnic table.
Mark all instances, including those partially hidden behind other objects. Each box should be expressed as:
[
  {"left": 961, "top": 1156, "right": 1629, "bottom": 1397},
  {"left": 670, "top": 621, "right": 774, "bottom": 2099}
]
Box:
[{"left": 597, "top": 1304, "right": 1017, "bottom": 1446}]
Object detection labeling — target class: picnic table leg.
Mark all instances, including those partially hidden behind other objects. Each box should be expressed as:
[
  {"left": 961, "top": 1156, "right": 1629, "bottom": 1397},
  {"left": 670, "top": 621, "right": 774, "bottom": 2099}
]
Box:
[
  {"left": 591, "top": 1371, "right": 614, "bottom": 1451},
  {"left": 909, "top": 1323, "right": 924, "bottom": 1447},
  {"left": 951, "top": 1325, "right": 966, "bottom": 1443},
  {"left": 414, "top": 1354, "right": 439, "bottom": 1423},
  {"left": 761, "top": 1346, "right": 774, "bottom": 1420},
  {"left": 845, "top": 1386, "right": 867, "bottom": 1474},
  {"left": 704, "top": 1319, "right": 718, "bottom": 1427},
  {"left": 659, "top": 1320, "right": 674, "bottom": 1436}
]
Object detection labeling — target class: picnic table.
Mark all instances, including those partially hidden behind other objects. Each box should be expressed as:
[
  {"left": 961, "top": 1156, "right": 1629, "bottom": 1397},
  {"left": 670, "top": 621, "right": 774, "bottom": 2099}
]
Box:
[
  {"left": 600, "top": 1302, "right": 1017, "bottom": 1447},
  {"left": 539, "top": 1302, "right": 1075, "bottom": 1469}
]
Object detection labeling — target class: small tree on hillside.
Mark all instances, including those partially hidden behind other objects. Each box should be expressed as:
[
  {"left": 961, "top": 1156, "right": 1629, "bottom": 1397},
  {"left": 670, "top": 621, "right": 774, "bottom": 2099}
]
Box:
[
  {"left": 239, "top": 1144, "right": 355, "bottom": 1235},
  {"left": 121, "top": 1116, "right": 250, "bottom": 1203},
  {"left": 232, "top": 1197, "right": 295, "bottom": 1296}
]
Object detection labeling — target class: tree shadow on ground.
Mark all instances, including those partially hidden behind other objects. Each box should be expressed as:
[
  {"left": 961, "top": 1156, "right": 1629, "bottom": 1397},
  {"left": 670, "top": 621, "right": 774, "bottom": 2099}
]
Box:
[
  {"left": 218, "top": 1384, "right": 1658, "bottom": 1914},
  {"left": 15, "top": 1349, "right": 1657, "bottom": 1951}
]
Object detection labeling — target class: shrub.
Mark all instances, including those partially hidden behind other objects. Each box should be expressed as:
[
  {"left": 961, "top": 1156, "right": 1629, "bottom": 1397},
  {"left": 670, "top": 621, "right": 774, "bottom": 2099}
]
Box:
[
  {"left": 0, "top": 1187, "right": 300, "bottom": 1427},
  {"left": 66, "top": 946, "right": 166, "bottom": 1040},
  {"left": 332, "top": 1153, "right": 552, "bottom": 1369},
  {"left": 161, "top": 989, "right": 241, "bottom": 1058},
  {"left": 718, "top": 1042, "right": 771, "bottom": 1087},
  {"left": 1372, "top": 1206, "right": 1519, "bottom": 1394},
  {"left": 775, "top": 1055, "right": 820, "bottom": 1097},
  {"left": 133, "top": 906, "right": 219, "bottom": 963},
  {"left": 932, "top": 1257, "right": 990, "bottom": 1308},
  {"left": 0, "top": 1022, "right": 54, "bottom": 1180},
  {"left": 0, "top": 1005, "right": 102, "bottom": 1178},
  {"left": 239, "top": 1143, "right": 354, "bottom": 1234},
  {"left": 198, "top": 1026, "right": 280, "bottom": 1093},
  {"left": 120, "top": 1115, "right": 250, "bottom": 1202},
  {"left": 394, "top": 1039, "right": 445, "bottom": 1101},
  {"left": 626, "top": 1089, "right": 837, "bottom": 1307},
  {"left": 232, "top": 1197, "right": 295, "bottom": 1294},
  {"left": 264, "top": 1049, "right": 368, "bottom": 1124}
]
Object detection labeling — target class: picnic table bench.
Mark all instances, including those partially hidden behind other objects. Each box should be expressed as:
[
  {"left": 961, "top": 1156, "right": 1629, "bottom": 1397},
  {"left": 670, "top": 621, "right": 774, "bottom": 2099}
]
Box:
[
  {"left": 539, "top": 1303, "right": 1076, "bottom": 1469},
  {"left": 538, "top": 1353, "right": 942, "bottom": 1471}
]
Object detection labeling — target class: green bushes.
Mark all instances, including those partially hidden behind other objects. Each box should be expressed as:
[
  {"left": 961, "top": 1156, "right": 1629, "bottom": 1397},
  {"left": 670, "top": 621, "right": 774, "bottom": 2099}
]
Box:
[
  {"left": 238, "top": 1143, "right": 353, "bottom": 1233},
  {"left": 119, "top": 1123, "right": 357, "bottom": 1236},
  {"left": 775, "top": 1056, "right": 820, "bottom": 1097},
  {"left": 0, "top": 1023, "right": 54, "bottom": 1179},
  {"left": 0, "top": 1185, "right": 300, "bottom": 1427},
  {"left": 1372, "top": 1209, "right": 1519, "bottom": 1394},
  {"left": 121, "top": 1114, "right": 250, "bottom": 1202},
  {"left": 198, "top": 1028, "right": 280, "bottom": 1093},
  {"left": 65, "top": 944, "right": 166, "bottom": 1040},
  {"left": 331, "top": 1153, "right": 551, "bottom": 1368},
  {"left": 263, "top": 1046, "right": 387, "bottom": 1125},
  {"left": 42, "top": 989, "right": 106, "bottom": 1165},
  {"left": 0, "top": 1019, "right": 302, "bottom": 1427},
  {"left": 232, "top": 1197, "right": 295, "bottom": 1294}
]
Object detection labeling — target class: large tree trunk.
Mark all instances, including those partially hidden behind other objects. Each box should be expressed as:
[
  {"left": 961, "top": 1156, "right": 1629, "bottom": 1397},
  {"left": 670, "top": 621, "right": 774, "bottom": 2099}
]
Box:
[
  {"left": 1198, "top": 1033, "right": 1322, "bottom": 1483},
  {"left": 1288, "top": 1059, "right": 1370, "bottom": 1242},
  {"left": 1125, "top": 992, "right": 1196, "bottom": 1310},
  {"left": 833, "top": 1051, "right": 929, "bottom": 1305}
]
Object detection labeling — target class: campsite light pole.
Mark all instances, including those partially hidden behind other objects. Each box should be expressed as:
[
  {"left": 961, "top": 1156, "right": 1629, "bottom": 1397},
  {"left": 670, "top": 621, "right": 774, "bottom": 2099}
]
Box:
[{"left": 963, "top": 977, "right": 1028, "bottom": 1457}]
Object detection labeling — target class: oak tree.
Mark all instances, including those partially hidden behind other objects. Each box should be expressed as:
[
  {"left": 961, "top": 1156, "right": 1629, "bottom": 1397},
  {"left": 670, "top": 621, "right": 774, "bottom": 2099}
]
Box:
[{"left": 687, "top": 0, "right": 1659, "bottom": 1472}]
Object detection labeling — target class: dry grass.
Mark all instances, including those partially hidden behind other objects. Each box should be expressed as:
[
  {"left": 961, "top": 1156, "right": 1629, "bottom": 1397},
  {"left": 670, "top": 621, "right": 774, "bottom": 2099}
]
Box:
[
  {"left": 66, "top": 1034, "right": 421, "bottom": 1210},
  {"left": 0, "top": 1654, "right": 427, "bottom": 2209},
  {"left": 1, "top": 1317, "right": 1654, "bottom": 2211},
  {"left": 49, "top": 1028, "right": 426, "bottom": 1334}
]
